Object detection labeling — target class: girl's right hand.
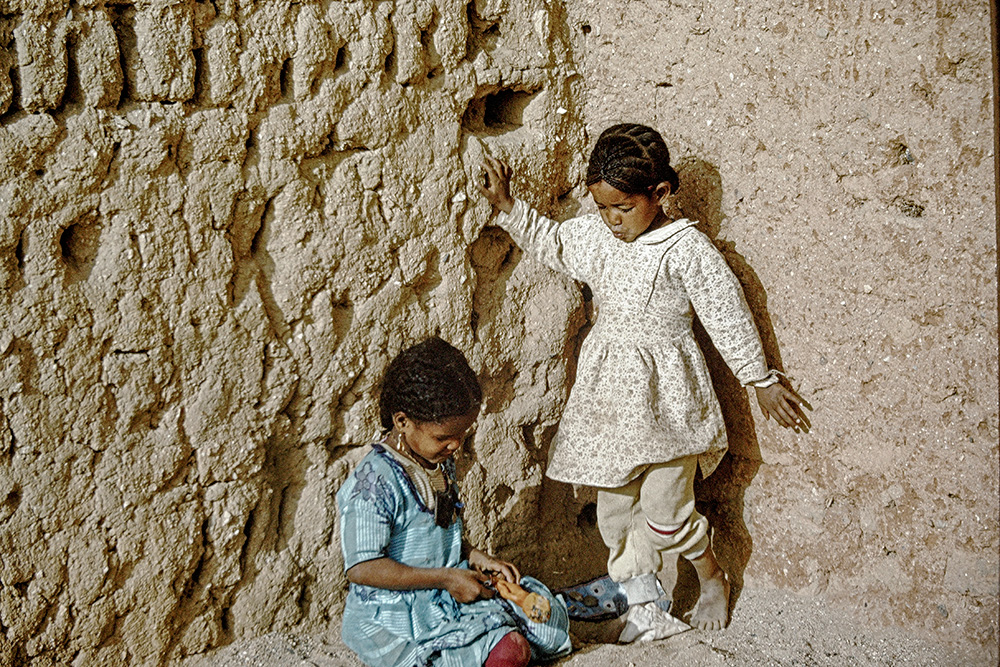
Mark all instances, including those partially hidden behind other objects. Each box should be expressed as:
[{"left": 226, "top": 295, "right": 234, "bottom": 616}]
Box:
[
  {"left": 477, "top": 156, "right": 515, "bottom": 214},
  {"left": 442, "top": 567, "right": 495, "bottom": 603}
]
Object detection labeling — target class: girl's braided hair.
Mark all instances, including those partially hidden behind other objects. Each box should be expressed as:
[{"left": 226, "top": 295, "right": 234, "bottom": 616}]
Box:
[
  {"left": 585, "top": 123, "right": 680, "bottom": 195},
  {"left": 378, "top": 337, "right": 482, "bottom": 430}
]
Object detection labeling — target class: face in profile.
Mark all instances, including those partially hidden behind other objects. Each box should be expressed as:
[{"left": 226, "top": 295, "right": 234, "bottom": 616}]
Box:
[{"left": 396, "top": 410, "right": 478, "bottom": 468}]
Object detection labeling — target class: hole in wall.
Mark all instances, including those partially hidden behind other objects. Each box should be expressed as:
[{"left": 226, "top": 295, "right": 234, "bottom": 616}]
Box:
[
  {"left": 14, "top": 228, "right": 25, "bottom": 271},
  {"left": 461, "top": 97, "right": 485, "bottom": 131},
  {"left": 334, "top": 46, "right": 348, "bottom": 74},
  {"left": 493, "top": 484, "right": 514, "bottom": 507},
  {"left": 60, "top": 216, "right": 102, "bottom": 281},
  {"left": 279, "top": 58, "right": 293, "bottom": 99},
  {"left": 577, "top": 502, "right": 597, "bottom": 528},
  {"left": 109, "top": 5, "right": 136, "bottom": 107},
  {"left": 521, "top": 423, "right": 535, "bottom": 448},
  {"left": 483, "top": 89, "right": 536, "bottom": 130},
  {"left": 580, "top": 23, "right": 591, "bottom": 34},
  {"left": 462, "top": 88, "right": 540, "bottom": 135},
  {"left": 192, "top": 46, "right": 206, "bottom": 103},
  {"left": 63, "top": 31, "right": 83, "bottom": 108},
  {"left": 384, "top": 48, "right": 395, "bottom": 77}
]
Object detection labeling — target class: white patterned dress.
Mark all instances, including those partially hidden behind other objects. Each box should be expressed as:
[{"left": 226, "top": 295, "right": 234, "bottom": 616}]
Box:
[{"left": 496, "top": 199, "right": 777, "bottom": 488}]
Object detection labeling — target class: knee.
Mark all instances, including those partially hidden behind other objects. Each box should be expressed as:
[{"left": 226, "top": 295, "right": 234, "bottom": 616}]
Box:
[
  {"left": 485, "top": 631, "right": 531, "bottom": 667},
  {"left": 645, "top": 511, "right": 708, "bottom": 555}
]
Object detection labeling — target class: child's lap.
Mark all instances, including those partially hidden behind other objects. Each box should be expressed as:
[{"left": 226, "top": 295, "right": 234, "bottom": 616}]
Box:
[{"left": 342, "top": 576, "right": 570, "bottom": 666}]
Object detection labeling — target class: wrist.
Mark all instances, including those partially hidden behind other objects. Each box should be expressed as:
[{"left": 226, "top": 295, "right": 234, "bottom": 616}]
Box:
[{"left": 434, "top": 567, "right": 455, "bottom": 589}]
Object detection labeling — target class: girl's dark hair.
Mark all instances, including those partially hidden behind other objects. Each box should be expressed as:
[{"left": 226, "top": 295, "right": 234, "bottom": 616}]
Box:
[
  {"left": 378, "top": 337, "right": 482, "bottom": 430},
  {"left": 585, "top": 123, "right": 680, "bottom": 195}
]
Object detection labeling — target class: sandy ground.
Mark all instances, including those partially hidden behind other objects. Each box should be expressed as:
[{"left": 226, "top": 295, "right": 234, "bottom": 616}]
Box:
[{"left": 183, "top": 586, "right": 994, "bottom": 666}]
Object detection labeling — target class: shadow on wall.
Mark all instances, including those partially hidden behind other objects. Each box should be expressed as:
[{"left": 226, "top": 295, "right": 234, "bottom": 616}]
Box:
[
  {"left": 678, "top": 157, "right": 786, "bottom": 614},
  {"left": 533, "top": 158, "right": 792, "bottom": 618}
]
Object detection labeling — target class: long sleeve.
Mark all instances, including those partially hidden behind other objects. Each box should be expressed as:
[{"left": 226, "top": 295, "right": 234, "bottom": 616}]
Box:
[
  {"left": 494, "top": 199, "right": 602, "bottom": 284},
  {"left": 671, "top": 231, "right": 772, "bottom": 386}
]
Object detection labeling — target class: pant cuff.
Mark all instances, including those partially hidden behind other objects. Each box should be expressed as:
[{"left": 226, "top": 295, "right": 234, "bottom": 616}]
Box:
[{"left": 618, "top": 573, "right": 660, "bottom": 605}]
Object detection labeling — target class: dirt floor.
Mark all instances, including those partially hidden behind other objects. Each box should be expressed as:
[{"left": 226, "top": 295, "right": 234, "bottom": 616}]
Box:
[{"left": 184, "top": 585, "right": 995, "bottom": 666}]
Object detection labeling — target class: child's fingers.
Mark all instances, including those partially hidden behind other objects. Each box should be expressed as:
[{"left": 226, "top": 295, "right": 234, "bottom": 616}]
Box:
[
  {"left": 498, "top": 562, "right": 520, "bottom": 584},
  {"left": 777, "top": 386, "right": 812, "bottom": 431},
  {"left": 789, "top": 402, "right": 811, "bottom": 432},
  {"left": 481, "top": 156, "right": 511, "bottom": 185},
  {"left": 778, "top": 399, "right": 810, "bottom": 432}
]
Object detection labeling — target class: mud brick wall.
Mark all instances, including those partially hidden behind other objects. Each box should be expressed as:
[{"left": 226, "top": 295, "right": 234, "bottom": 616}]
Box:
[
  {"left": 0, "top": 0, "right": 996, "bottom": 665},
  {"left": 0, "top": 1, "right": 585, "bottom": 664}
]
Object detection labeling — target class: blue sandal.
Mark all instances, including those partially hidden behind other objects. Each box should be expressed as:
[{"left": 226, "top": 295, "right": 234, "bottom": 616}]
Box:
[{"left": 555, "top": 574, "right": 628, "bottom": 622}]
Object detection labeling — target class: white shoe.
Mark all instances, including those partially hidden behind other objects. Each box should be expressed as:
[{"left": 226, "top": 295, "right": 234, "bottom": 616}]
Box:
[{"left": 617, "top": 601, "right": 691, "bottom": 643}]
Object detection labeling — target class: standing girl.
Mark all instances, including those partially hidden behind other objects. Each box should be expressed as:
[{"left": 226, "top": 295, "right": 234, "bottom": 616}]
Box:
[
  {"left": 477, "top": 123, "right": 809, "bottom": 638},
  {"left": 337, "top": 337, "right": 572, "bottom": 666}
]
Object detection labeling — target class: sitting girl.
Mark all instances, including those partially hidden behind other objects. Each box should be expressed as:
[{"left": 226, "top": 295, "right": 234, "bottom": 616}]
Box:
[{"left": 337, "top": 337, "right": 572, "bottom": 666}]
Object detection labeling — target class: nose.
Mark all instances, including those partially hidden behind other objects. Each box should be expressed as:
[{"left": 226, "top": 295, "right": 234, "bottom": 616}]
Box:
[{"left": 605, "top": 210, "right": 622, "bottom": 228}]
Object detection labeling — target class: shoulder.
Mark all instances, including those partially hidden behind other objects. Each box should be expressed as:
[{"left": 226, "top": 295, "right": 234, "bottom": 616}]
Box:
[
  {"left": 338, "top": 446, "right": 408, "bottom": 504},
  {"left": 563, "top": 213, "right": 612, "bottom": 249},
  {"left": 668, "top": 226, "right": 723, "bottom": 261},
  {"left": 572, "top": 212, "right": 606, "bottom": 233},
  {"left": 664, "top": 226, "right": 733, "bottom": 280},
  {"left": 669, "top": 223, "right": 712, "bottom": 248}
]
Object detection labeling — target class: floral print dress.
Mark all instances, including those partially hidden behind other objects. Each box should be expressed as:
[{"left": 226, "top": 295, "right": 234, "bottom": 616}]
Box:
[
  {"left": 337, "top": 445, "right": 571, "bottom": 667},
  {"left": 497, "top": 200, "right": 777, "bottom": 488}
]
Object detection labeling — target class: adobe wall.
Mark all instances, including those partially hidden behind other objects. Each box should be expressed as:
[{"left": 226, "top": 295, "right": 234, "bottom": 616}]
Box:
[{"left": 0, "top": 0, "right": 995, "bottom": 665}]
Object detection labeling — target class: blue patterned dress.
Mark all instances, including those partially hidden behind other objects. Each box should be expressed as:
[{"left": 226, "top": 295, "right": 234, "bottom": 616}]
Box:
[{"left": 337, "top": 445, "right": 571, "bottom": 667}]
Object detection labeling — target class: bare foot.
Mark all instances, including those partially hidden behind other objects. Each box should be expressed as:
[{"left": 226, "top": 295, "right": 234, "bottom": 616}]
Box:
[{"left": 688, "top": 545, "right": 731, "bottom": 631}]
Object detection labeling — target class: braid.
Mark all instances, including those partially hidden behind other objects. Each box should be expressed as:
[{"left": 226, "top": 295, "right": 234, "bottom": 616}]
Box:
[
  {"left": 586, "top": 123, "right": 680, "bottom": 195},
  {"left": 378, "top": 337, "right": 483, "bottom": 430}
]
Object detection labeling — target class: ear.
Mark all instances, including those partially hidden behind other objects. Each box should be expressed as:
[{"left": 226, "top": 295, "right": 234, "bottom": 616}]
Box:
[
  {"left": 392, "top": 411, "right": 410, "bottom": 432},
  {"left": 652, "top": 181, "right": 673, "bottom": 204}
]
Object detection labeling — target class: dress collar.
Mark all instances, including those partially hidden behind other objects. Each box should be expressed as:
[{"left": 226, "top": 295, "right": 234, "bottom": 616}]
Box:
[{"left": 634, "top": 218, "right": 697, "bottom": 245}]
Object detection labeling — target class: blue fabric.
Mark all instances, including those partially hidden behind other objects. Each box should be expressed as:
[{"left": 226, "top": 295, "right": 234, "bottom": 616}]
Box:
[{"left": 338, "top": 445, "right": 572, "bottom": 667}]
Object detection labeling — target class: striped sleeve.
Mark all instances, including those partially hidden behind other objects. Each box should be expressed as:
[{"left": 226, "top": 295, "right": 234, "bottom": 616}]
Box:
[{"left": 338, "top": 457, "right": 400, "bottom": 570}]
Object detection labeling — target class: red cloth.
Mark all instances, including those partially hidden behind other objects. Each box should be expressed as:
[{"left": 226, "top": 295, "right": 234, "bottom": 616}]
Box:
[{"left": 484, "top": 631, "right": 531, "bottom": 667}]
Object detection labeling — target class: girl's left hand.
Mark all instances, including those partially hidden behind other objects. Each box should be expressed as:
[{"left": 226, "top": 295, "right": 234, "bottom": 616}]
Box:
[
  {"left": 755, "top": 383, "right": 811, "bottom": 433},
  {"left": 468, "top": 547, "right": 521, "bottom": 584}
]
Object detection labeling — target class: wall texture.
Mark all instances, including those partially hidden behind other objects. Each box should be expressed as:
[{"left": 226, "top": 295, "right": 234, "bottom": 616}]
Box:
[{"left": 0, "top": 0, "right": 995, "bottom": 665}]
